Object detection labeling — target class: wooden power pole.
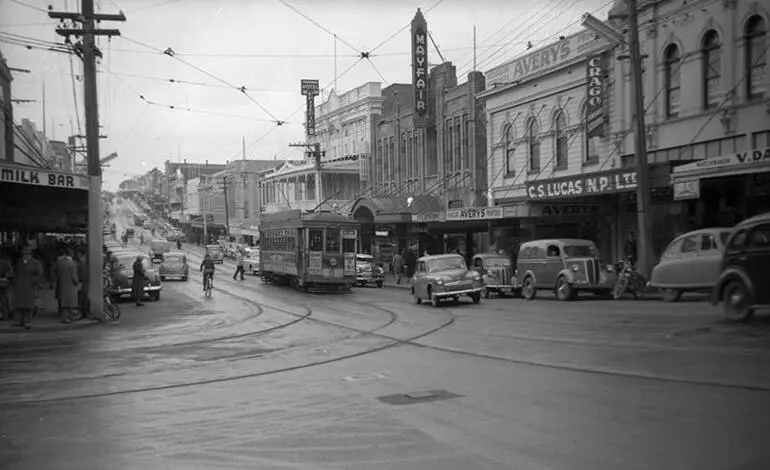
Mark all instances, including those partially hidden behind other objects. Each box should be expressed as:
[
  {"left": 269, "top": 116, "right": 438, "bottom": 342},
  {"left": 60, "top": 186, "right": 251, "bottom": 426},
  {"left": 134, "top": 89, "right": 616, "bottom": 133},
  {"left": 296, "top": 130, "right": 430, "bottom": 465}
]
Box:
[{"left": 49, "top": 1, "right": 125, "bottom": 319}]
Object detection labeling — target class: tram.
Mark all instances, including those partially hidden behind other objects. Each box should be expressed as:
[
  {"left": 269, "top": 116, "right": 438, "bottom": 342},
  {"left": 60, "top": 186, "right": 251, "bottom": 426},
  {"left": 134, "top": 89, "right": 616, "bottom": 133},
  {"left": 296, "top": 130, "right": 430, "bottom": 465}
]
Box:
[{"left": 259, "top": 209, "right": 358, "bottom": 292}]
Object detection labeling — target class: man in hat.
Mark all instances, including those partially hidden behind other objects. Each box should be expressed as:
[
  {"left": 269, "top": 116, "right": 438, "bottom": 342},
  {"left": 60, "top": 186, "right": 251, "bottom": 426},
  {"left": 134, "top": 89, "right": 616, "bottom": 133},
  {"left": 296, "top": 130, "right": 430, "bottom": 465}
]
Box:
[
  {"left": 13, "top": 247, "right": 44, "bottom": 329},
  {"left": 132, "top": 255, "right": 146, "bottom": 307}
]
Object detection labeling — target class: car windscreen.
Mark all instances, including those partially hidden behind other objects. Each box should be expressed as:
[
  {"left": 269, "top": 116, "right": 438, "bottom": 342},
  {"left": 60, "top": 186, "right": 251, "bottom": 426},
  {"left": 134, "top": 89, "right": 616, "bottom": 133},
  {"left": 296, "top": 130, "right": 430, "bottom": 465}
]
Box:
[
  {"left": 427, "top": 257, "right": 466, "bottom": 272},
  {"left": 719, "top": 231, "right": 732, "bottom": 246},
  {"left": 356, "top": 256, "right": 374, "bottom": 263},
  {"left": 563, "top": 245, "right": 598, "bottom": 258},
  {"left": 483, "top": 257, "right": 510, "bottom": 267},
  {"left": 206, "top": 246, "right": 223, "bottom": 254},
  {"left": 164, "top": 255, "right": 183, "bottom": 264},
  {"left": 116, "top": 257, "right": 151, "bottom": 271}
]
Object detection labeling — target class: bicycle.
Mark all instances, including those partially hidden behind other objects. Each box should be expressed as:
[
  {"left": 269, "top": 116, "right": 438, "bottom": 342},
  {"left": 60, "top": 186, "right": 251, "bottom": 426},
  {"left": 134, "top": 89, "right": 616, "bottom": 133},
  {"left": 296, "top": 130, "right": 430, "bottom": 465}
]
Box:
[
  {"left": 203, "top": 271, "right": 214, "bottom": 297},
  {"left": 101, "top": 269, "right": 121, "bottom": 322}
]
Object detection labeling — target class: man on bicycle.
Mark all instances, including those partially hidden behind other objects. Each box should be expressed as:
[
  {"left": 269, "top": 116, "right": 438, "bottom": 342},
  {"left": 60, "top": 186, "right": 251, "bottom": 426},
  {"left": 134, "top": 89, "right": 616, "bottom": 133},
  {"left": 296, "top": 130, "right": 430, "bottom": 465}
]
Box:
[{"left": 200, "top": 253, "right": 216, "bottom": 291}]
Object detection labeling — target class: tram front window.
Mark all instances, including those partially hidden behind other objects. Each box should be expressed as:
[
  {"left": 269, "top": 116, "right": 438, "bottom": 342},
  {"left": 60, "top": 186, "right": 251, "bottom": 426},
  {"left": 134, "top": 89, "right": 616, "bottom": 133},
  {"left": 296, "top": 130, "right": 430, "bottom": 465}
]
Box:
[
  {"left": 309, "top": 229, "right": 323, "bottom": 251},
  {"left": 326, "top": 228, "right": 341, "bottom": 253}
]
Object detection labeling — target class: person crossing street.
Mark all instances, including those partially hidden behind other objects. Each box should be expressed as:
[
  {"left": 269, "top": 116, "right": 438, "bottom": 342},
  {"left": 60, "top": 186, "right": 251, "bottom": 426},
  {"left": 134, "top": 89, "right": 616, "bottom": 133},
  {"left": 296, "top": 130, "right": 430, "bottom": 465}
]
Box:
[{"left": 233, "top": 250, "right": 245, "bottom": 281}]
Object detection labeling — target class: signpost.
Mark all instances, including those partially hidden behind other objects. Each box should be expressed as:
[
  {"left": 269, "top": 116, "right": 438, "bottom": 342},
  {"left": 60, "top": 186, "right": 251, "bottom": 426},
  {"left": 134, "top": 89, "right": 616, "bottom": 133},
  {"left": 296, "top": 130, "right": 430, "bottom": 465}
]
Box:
[{"left": 300, "top": 79, "right": 319, "bottom": 137}]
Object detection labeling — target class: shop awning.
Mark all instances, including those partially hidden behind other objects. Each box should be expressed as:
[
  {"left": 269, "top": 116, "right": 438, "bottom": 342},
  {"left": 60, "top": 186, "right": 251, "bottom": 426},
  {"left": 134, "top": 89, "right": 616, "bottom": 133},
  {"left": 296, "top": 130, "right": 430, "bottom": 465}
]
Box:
[
  {"left": 0, "top": 163, "right": 90, "bottom": 233},
  {"left": 671, "top": 147, "right": 770, "bottom": 200}
]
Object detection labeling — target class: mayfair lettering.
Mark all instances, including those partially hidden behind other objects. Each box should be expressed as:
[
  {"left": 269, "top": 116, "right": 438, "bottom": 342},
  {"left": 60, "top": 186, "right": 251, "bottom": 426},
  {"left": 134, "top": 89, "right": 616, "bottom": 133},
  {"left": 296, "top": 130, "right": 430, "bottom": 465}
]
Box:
[
  {"left": 0, "top": 168, "right": 78, "bottom": 188},
  {"left": 413, "top": 29, "right": 429, "bottom": 116},
  {"left": 526, "top": 171, "right": 638, "bottom": 200}
]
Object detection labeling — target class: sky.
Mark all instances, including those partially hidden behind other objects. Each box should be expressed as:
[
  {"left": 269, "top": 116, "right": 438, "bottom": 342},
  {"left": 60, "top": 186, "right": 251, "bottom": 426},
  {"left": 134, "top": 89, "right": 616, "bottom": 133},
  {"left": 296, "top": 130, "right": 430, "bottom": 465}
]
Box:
[{"left": 1, "top": 0, "right": 613, "bottom": 190}]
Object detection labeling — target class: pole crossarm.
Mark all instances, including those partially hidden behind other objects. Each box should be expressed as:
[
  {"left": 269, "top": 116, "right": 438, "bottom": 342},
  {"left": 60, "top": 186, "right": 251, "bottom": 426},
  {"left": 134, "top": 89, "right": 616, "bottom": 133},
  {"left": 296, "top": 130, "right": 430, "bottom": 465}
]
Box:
[
  {"left": 48, "top": 11, "right": 126, "bottom": 22},
  {"left": 55, "top": 28, "right": 122, "bottom": 37}
]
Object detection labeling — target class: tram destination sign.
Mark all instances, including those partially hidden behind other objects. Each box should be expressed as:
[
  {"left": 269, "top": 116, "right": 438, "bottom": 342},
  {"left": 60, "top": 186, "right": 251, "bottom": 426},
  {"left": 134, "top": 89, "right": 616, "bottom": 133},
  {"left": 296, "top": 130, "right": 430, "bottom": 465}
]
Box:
[{"left": 0, "top": 164, "right": 90, "bottom": 191}]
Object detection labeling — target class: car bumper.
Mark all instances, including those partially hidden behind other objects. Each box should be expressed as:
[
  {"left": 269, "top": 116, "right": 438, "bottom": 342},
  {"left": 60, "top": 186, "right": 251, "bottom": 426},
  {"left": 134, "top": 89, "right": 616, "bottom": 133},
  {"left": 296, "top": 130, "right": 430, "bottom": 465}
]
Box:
[
  {"left": 357, "top": 274, "right": 383, "bottom": 282},
  {"left": 433, "top": 286, "right": 483, "bottom": 298},
  {"left": 485, "top": 284, "right": 518, "bottom": 291},
  {"left": 111, "top": 285, "right": 162, "bottom": 297},
  {"left": 160, "top": 272, "right": 188, "bottom": 278}
]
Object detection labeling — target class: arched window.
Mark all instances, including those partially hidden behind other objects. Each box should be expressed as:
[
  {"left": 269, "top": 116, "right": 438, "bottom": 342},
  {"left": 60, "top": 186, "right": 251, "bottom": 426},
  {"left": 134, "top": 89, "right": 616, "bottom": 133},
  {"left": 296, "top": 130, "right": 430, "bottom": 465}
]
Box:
[
  {"left": 582, "top": 103, "right": 599, "bottom": 163},
  {"left": 746, "top": 15, "right": 767, "bottom": 99},
  {"left": 503, "top": 124, "right": 514, "bottom": 175},
  {"left": 527, "top": 119, "right": 541, "bottom": 171},
  {"left": 664, "top": 44, "right": 681, "bottom": 117},
  {"left": 702, "top": 30, "right": 722, "bottom": 109},
  {"left": 554, "top": 111, "right": 568, "bottom": 169}
]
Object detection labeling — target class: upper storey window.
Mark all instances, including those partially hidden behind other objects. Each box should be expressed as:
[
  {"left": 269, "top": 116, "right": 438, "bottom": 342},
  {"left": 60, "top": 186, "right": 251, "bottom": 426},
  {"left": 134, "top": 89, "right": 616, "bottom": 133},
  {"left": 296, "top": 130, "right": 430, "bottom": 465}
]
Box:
[
  {"left": 664, "top": 44, "right": 681, "bottom": 118},
  {"left": 702, "top": 30, "right": 722, "bottom": 109},
  {"left": 746, "top": 15, "right": 767, "bottom": 99}
]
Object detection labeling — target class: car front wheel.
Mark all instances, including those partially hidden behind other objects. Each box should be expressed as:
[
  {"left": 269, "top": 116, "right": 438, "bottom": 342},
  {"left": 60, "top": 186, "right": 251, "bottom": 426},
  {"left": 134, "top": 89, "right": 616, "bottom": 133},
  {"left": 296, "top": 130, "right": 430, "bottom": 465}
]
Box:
[
  {"left": 522, "top": 276, "right": 536, "bottom": 300},
  {"left": 470, "top": 292, "right": 481, "bottom": 304},
  {"left": 722, "top": 280, "right": 754, "bottom": 323},
  {"left": 556, "top": 276, "right": 573, "bottom": 301}
]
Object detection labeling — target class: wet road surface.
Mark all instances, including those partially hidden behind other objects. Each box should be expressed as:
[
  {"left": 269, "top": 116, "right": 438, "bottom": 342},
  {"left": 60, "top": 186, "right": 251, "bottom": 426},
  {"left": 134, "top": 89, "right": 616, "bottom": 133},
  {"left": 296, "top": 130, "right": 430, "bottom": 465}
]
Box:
[{"left": 1, "top": 202, "right": 769, "bottom": 469}]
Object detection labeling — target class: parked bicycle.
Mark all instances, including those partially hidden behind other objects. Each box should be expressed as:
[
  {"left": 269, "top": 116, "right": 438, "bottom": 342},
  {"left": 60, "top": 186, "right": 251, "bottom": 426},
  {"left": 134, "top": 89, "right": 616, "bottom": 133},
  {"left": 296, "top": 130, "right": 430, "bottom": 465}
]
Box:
[{"left": 102, "top": 268, "right": 121, "bottom": 322}]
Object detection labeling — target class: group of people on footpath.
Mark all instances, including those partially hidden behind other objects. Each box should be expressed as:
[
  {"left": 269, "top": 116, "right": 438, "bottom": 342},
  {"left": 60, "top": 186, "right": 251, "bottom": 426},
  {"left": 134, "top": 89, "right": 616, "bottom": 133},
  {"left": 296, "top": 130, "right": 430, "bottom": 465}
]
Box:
[{"left": 0, "top": 245, "right": 91, "bottom": 330}]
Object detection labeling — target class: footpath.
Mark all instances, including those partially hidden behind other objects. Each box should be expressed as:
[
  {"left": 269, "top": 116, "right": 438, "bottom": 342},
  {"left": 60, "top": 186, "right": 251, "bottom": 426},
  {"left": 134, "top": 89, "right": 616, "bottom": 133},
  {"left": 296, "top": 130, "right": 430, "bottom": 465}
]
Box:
[{"left": 0, "top": 288, "right": 98, "bottom": 334}]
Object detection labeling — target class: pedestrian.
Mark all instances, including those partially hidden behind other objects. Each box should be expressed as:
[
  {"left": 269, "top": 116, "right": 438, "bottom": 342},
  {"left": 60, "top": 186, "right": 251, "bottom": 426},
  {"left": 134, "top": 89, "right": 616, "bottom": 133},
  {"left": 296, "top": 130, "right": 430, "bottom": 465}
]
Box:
[
  {"left": 76, "top": 250, "right": 90, "bottom": 319},
  {"left": 12, "top": 247, "right": 44, "bottom": 330},
  {"left": 0, "top": 248, "right": 13, "bottom": 321},
  {"left": 56, "top": 249, "right": 81, "bottom": 324},
  {"left": 391, "top": 251, "right": 405, "bottom": 285},
  {"left": 176, "top": 239, "right": 182, "bottom": 250},
  {"left": 233, "top": 250, "right": 245, "bottom": 281},
  {"left": 625, "top": 231, "right": 638, "bottom": 266},
  {"left": 132, "top": 255, "right": 146, "bottom": 306}
]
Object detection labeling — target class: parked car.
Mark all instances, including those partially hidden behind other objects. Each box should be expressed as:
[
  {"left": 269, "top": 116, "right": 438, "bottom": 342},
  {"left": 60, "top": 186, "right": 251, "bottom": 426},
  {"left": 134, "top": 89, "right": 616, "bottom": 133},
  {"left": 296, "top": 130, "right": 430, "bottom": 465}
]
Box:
[
  {"left": 159, "top": 252, "right": 189, "bottom": 281},
  {"left": 649, "top": 228, "right": 733, "bottom": 302},
  {"left": 149, "top": 239, "right": 173, "bottom": 263},
  {"left": 355, "top": 253, "right": 384, "bottom": 288},
  {"left": 411, "top": 254, "right": 483, "bottom": 307},
  {"left": 205, "top": 244, "right": 225, "bottom": 264},
  {"left": 108, "top": 252, "right": 163, "bottom": 301},
  {"left": 125, "top": 227, "right": 135, "bottom": 238},
  {"left": 471, "top": 253, "right": 519, "bottom": 298},
  {"left": 517, "top": 239, "right": 616, "bottom": 301},
  {"left": 711, "top": 213, "right": 770, "bottom": 322},
  {"left": 243, "top": 248, "right": 260, "bottom": 275}
]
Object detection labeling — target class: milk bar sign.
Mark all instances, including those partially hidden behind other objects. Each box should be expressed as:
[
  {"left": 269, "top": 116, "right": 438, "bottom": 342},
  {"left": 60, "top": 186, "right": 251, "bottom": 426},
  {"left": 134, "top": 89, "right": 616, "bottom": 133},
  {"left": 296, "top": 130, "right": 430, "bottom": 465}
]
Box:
[
  {"left": 526, "top": 169, "right": 637, "bottom": 200},
  {"left": 0, "top": 165, "right": 89, "bottom": 191}
]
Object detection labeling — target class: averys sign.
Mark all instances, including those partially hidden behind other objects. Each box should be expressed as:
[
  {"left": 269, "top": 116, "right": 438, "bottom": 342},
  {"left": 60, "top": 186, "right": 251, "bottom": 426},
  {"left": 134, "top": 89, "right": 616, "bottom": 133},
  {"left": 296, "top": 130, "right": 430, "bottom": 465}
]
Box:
[
  {"left": 0, "top": 164, "right": 90, "bottom": 191},
  {"left": 526, "top": 169, "right": 637, "bottom": 200}
]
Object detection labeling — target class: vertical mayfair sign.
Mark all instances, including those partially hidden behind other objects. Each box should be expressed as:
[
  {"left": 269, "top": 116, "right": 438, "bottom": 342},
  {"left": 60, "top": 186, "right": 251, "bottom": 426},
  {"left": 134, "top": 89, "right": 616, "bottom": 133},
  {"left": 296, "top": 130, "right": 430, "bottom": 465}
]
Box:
[
  {"left": 300, "top": 79, "right": 320, "bottom": 136},
  {"left": 411, "top": 8, "right": 429, "bottom": 127},
  {"left": 585, "top": 53, "right": 607, "bottom": 138}
]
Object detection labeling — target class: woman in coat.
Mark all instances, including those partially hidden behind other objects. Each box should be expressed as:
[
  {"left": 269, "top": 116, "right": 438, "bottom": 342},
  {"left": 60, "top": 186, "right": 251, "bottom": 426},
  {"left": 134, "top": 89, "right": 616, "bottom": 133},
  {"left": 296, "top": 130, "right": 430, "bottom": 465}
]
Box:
[
  {"left": 132, "top": 255, "right": 146, "bottom": 307},
  {"left": 56, "top": 250, "right": 81, "bottom": 323},
  {"left": 13, "top": 247, "right": 44, "bottom": 330}
]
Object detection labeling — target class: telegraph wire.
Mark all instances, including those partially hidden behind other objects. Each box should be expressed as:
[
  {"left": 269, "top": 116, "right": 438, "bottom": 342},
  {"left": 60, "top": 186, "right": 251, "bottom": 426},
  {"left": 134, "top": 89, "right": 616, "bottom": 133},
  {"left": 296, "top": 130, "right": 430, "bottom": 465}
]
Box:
[
  {"left": 233, "top": 57, "right": 365, "bottom": 162},
  {"left": 368, "top": 0, "right": 445, "bottom": 55},
  {"left": 96, "top": 69, "right": 300, "bottom": 93},
  {"left": 367, "top": 59, "right": 390, "bottom": 86},
  {"left": 275, "top": 0, "right": 361, "bottom": 55},
  {"left": 120, "top": 36, "right": 283, "bottom": 124},
  {"left": 7, "top": 0, "right": 47, "bottom": 12},
  {"left": 106, "top": 47, "right": 354, "bottom": 58},
  {"left": 104, "top": 70, "right": 292, "bottom": 124}
]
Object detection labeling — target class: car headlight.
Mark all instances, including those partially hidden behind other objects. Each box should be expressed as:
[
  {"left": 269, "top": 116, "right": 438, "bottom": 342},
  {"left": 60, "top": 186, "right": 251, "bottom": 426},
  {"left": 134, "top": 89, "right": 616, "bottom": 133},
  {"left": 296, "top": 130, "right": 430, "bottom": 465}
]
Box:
[
  {"left": 471, "top": 271, "right": 481, "bottom": 280},
  {"left": 571, "top": 265, "right": 579, "bottom": 272},
  {"left": 436, "top": 279, "right": 444, "bottom": 285}
]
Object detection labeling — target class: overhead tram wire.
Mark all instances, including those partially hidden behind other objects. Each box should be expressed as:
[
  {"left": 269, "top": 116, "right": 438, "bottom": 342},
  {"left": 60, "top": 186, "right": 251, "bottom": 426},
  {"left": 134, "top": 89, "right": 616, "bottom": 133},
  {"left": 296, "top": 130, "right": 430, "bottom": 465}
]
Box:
[
  {"left": 368, "top": 0, "right": 446, "bottom": 55},
  {"left": 7, "top": 0, "right": 47, "bottom": 12},
  {"left": 276, "top": 0, "right": 361, "bottom": 55},
  {"left": 120, "top": 36, "right": 283, "bottom": 124},
  {"left": 96, "top": 69, "right": 300, "bottom": 94},
  {"left": 107, "top": 47, "right": 352, "bottom": 58},
  {"left": 231, "top": 56, "right": 366, "bottom": 162}
]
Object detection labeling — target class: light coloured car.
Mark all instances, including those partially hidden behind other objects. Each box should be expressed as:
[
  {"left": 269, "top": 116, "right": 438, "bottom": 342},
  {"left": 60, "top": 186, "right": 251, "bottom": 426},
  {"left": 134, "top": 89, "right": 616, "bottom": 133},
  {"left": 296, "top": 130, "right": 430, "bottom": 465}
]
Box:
[
  {"left": 650, "top": 227, "right": 734, "bottom": 302},
  {"left": 205, "top": 244, "right": 225, "bottom": 264},
  {"left": 411, "top": 254, "right": 483, "bottom": 307},
  {"left": 355, "top": 253, "right": 384, "bottom": 288},
  {"left": 243, "top": 248, "right": 260, "bottom": 275}
]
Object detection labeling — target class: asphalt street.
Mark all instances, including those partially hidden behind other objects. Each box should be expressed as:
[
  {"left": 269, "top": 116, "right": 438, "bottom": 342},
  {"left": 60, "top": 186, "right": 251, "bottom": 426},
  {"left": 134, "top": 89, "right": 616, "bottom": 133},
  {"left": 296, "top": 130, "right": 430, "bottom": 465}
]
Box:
[{"left": 1, "top": 200, "right": 768, "bottom": 470}]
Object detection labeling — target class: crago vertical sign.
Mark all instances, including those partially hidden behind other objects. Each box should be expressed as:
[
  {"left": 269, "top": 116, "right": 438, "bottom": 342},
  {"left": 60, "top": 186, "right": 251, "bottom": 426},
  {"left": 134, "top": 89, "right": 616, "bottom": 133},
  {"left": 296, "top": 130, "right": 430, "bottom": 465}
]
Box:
[
  {"left": 585, "top": 53, "right": 607, "bottom": 138},
  {"left": 411, "top": 8, "right": 429, "bottom": 127}
]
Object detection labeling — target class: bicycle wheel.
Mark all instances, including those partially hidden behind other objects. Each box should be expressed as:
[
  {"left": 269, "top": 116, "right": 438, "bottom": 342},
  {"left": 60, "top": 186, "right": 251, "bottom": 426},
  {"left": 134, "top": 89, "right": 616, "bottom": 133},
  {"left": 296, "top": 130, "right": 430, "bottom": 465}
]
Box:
[{"left": 103, "top": 295, "right": 121, "bottom": 321}]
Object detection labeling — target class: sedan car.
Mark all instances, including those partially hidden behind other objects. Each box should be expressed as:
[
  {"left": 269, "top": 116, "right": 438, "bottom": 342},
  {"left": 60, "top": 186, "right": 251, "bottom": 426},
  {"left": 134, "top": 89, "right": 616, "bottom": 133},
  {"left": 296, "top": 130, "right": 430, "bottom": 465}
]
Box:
[
  {"left": 109, "top": 252, "right": 163, "bottom": 301},
  {"left": 472, "top": 253, "right": 519, "bottom": 298},
  {"left": 159, "top": 253, "right": 189, "bottom": 281},
  {"left": 411, "top": 254, "right": 483, "bottom": 307},
  {"left": 649, "top": 228, "right": 733, "bottom": 302},
  {"left": 205, "top": 244, "right": 225, "bottom": 264},
  {"left": 355, "top": 253, "right": 384, "bottom": 288},
  {"left": 243, "top": 248, "right": 260, "bottom": 275},
  {"left": 711, "top": 213, "right": 770, "bottom": 322}
]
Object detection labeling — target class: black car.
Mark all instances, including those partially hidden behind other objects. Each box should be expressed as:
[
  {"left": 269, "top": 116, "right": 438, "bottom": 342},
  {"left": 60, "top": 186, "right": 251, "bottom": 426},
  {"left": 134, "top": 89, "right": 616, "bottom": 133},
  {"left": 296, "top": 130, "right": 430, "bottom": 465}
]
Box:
[{"left": 711, "top": 212, "right": 770, "bottom": 322}]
